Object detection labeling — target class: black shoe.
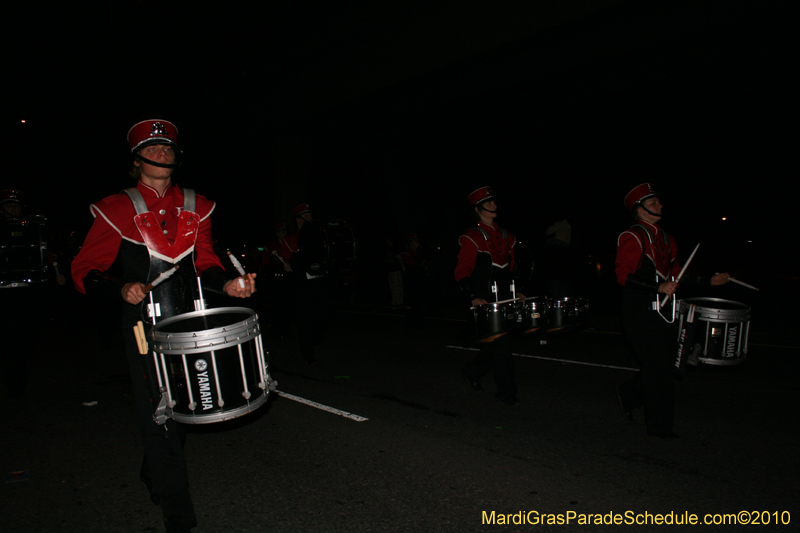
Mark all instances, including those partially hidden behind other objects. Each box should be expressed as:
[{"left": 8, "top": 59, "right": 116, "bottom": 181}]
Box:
[
  {"left": 461, "top": 371, "right": 483, "bottom": 391},
  {"left": 616, "top": 387, "right": 633, "bottom": 423},
  {"left": 647, "top": 430, "right": 680, "bottom": 440},
  {"left": 495, "top": 393, "right": 520, "bottom": 405}
]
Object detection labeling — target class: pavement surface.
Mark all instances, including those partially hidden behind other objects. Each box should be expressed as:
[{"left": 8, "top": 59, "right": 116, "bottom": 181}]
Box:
[{"left": 2, "top": 287, "right": 798, "bottom": 532}]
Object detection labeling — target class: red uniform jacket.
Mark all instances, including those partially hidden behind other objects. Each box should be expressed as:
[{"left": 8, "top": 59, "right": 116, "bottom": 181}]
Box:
[
  {"left": 615, "top": 219, "right": 680, "bottom": 286},
  {"left": 71, "top": 181, "right": 222, "bottom": 293}
]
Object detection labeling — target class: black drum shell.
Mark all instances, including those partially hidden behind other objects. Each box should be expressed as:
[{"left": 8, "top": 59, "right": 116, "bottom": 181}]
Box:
[
  {"left": 681, "top": 298, "right": 751, "bottom": 366},
  {"left": 151, "top": 307, "right": 270, "bottom": 424}
]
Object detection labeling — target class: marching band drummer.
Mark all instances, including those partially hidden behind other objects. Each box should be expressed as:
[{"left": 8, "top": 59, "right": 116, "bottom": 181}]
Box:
[
  {"left": 455, "top": 186, "right": 524, "bottom": 405},
  {"left": 615, "top": 183, "right": 729, "bottom": 440},
  {"left": 71, "top": 119, "right": 256, "bottom": 533},
  {"left": 285, "top": 202, "right": 332, "bottom": 365}
]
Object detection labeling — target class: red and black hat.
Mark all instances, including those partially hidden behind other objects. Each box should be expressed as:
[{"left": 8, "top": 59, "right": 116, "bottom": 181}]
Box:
[
  {"left": 274, "top": 222, "right": 287, "bottom": 233},
  {"left": 127, "top": 119, "right": 182, "bottom": 154},
  {"left": 468, "top": 186, "right": 494, "bottom": 207},
  {"left": 624, "top": 183, "right": 659, "bottom": 210},
  {"left": 0, "top": 189, "right": 24, "bottom": 206},
  {"left": 292, "top": 203, "right": 311, "bottom": 217}
]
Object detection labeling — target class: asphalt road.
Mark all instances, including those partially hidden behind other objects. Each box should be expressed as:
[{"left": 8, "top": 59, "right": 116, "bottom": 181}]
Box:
[{"left": 2, "top": 289, "right": 798, "bottom": 532}]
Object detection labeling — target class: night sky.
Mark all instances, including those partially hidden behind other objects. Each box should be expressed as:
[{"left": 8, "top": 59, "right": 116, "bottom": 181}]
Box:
[{"left": 7, "top": 0, "right": 797, "bottom": 293}]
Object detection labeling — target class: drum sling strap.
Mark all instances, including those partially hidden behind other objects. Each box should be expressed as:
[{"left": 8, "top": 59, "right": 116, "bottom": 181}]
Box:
[
  {"left": 123, "top": 187, "right": 202, "bottom": 319},
  {"left": 630, "top": 223, "right": 677, "bottom": 323},
  {"left": 630, "top": 223, "right": 673, "bottom": 282},
  {"left": 123, "top": 187, "right": 195, "bottom": 215},
  {"left": 472, "top": 226, "right": 507, "bottom": 241},
  {"left": 471, "top": 226, "right": 512, "bottom": 300}
]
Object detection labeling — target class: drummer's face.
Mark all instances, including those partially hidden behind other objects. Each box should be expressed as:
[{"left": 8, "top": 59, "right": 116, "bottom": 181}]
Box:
[
  {"left": 638, "top": 197, "right": 663, "bottom": 223},
  {"left": 480, "top": 200, "right": 497, "bottom": 213}
]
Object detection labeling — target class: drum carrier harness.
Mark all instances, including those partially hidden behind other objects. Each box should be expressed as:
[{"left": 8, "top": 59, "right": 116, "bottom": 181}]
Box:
[
  {"left": 629, "top": 223, "right": 678, "bottom": 323},
  {"left": 123, "top": 187, "right": 206, "bottom": 325},
  {"left": 469, "top": 225, "right": 517, "bottom": 302}
]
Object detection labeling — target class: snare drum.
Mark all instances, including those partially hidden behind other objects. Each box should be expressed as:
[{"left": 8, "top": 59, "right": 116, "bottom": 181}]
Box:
[
  {"left": 517, "top": 297, "right": 546, "bottom": 336},
  {"left": 680, "top": 298, "right": 751, "bottom": 366},
  {"left": 150, "top": 307, "right": 275, "bottom": 424},
  {"left": 473, "top": 300, "right": 518, "bottom": 343}
]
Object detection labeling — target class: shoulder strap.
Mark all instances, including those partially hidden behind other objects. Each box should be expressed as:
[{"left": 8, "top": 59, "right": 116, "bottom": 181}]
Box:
[
  {"left": 183, "top": 188, "right": 195, "bottom": 213},
  {"left": 122, "top": 188, "right": 148, "bottom": 215},
  {"left": 471, "top": 227, "right": 489, "bottom": 241},
  {"left": 630, "top": 223, "right": 654, "bottom": 245}
]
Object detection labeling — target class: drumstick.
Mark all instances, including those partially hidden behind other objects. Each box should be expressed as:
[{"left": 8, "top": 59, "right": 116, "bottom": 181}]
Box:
[
  {"left": 133, "top": 321, "right": 149, "bottom": 354},
  {"left": 270, "top": 250, "right": 287, "bottom": 265},
  {"left": 138, "top": 321, "right": 148, "bottom": 354},
  {"left": 227, "top": 251, "right": 247, "bottom": 288},
  {"left": 143, "top": 264, "right": 180, "bottom": 294},
  {"left": 717, "top": 274, "right": 760, "bottom": 291},
  {"left": 660, "top": 243, "right": 700, "bottom": 308}
]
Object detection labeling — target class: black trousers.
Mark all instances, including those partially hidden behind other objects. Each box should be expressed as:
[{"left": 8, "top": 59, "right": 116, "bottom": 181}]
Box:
[
  {"left": 619, "top": 298, "right": 679, "bottom": 435},
  {"left": 463, "top": 335, "right": 517, "bottom": 399},
  {"left": 123, "top": 326, "right": 196, "bottom": 531}
]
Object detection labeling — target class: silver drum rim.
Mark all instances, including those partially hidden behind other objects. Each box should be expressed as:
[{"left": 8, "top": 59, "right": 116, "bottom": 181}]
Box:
[
  {"left": 683, "top": 298, "right": 750, "bottom": 322},
  {"left": 151, "top": 307, "right": 260, "bottom": 354}
]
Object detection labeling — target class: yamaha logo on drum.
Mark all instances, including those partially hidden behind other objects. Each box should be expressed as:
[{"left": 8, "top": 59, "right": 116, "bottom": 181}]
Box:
[{"left": 194, "top": 359, "right": 208, "bottom": 372}]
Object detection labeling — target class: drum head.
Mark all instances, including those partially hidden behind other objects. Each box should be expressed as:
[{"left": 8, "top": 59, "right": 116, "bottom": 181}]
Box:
[{"left": 156, "top": 308, "right": 253, "bottom": 334}]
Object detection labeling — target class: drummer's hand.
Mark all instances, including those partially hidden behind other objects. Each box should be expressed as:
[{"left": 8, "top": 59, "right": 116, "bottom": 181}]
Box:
[
  {"left": 472, "top": 298, "right": 488, "bottom": 307},
  {"left": 122, "top": 282, "right": 147, "bottom": 305},
  {"left": 224, "top": 273, "right": 257, "bottom": 298},
  {"left": 711, "top": 272, "right": 731, "bottom": 286},
  {"left": 658, "top": 281, "right": 678, "bottom": 297},
  {"left": 283, "top": 263, "right": 292, "bottom": 272}
]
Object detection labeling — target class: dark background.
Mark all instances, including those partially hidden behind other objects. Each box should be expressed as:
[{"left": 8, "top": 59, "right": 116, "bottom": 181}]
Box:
[{"left": 6, "top": 0, "right": 797, "bottom": 301}]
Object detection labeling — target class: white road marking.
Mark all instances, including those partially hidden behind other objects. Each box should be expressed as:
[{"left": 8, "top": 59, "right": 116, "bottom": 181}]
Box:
[
  {"left": 445, "top": 345, "right": 638, "bottom": 371},
  {"left": 277, "top": 391, "right": 369, "bottom": 422}
]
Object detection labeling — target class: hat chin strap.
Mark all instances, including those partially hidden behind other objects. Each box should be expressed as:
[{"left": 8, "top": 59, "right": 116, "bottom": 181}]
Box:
[
  {"left": 478, "top": 204, "right": 497, "bottom": 214},
  {"left": 638, "top": 203, "right": 662, "bottom": 218},
  {"left": 134, "top": 153, "right": 181, "bottom": 169}
]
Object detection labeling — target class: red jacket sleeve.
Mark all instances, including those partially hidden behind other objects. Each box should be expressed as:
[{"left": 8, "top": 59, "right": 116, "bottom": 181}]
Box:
[
  {"left": 71, "top": 203, "right": 124, "bottom": 294},
  {"left": 454, "top": 234, "right": 479, "bottom": 282},
  {"left": 615, "top": 231, "right": 643, "bottom": 287}
]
